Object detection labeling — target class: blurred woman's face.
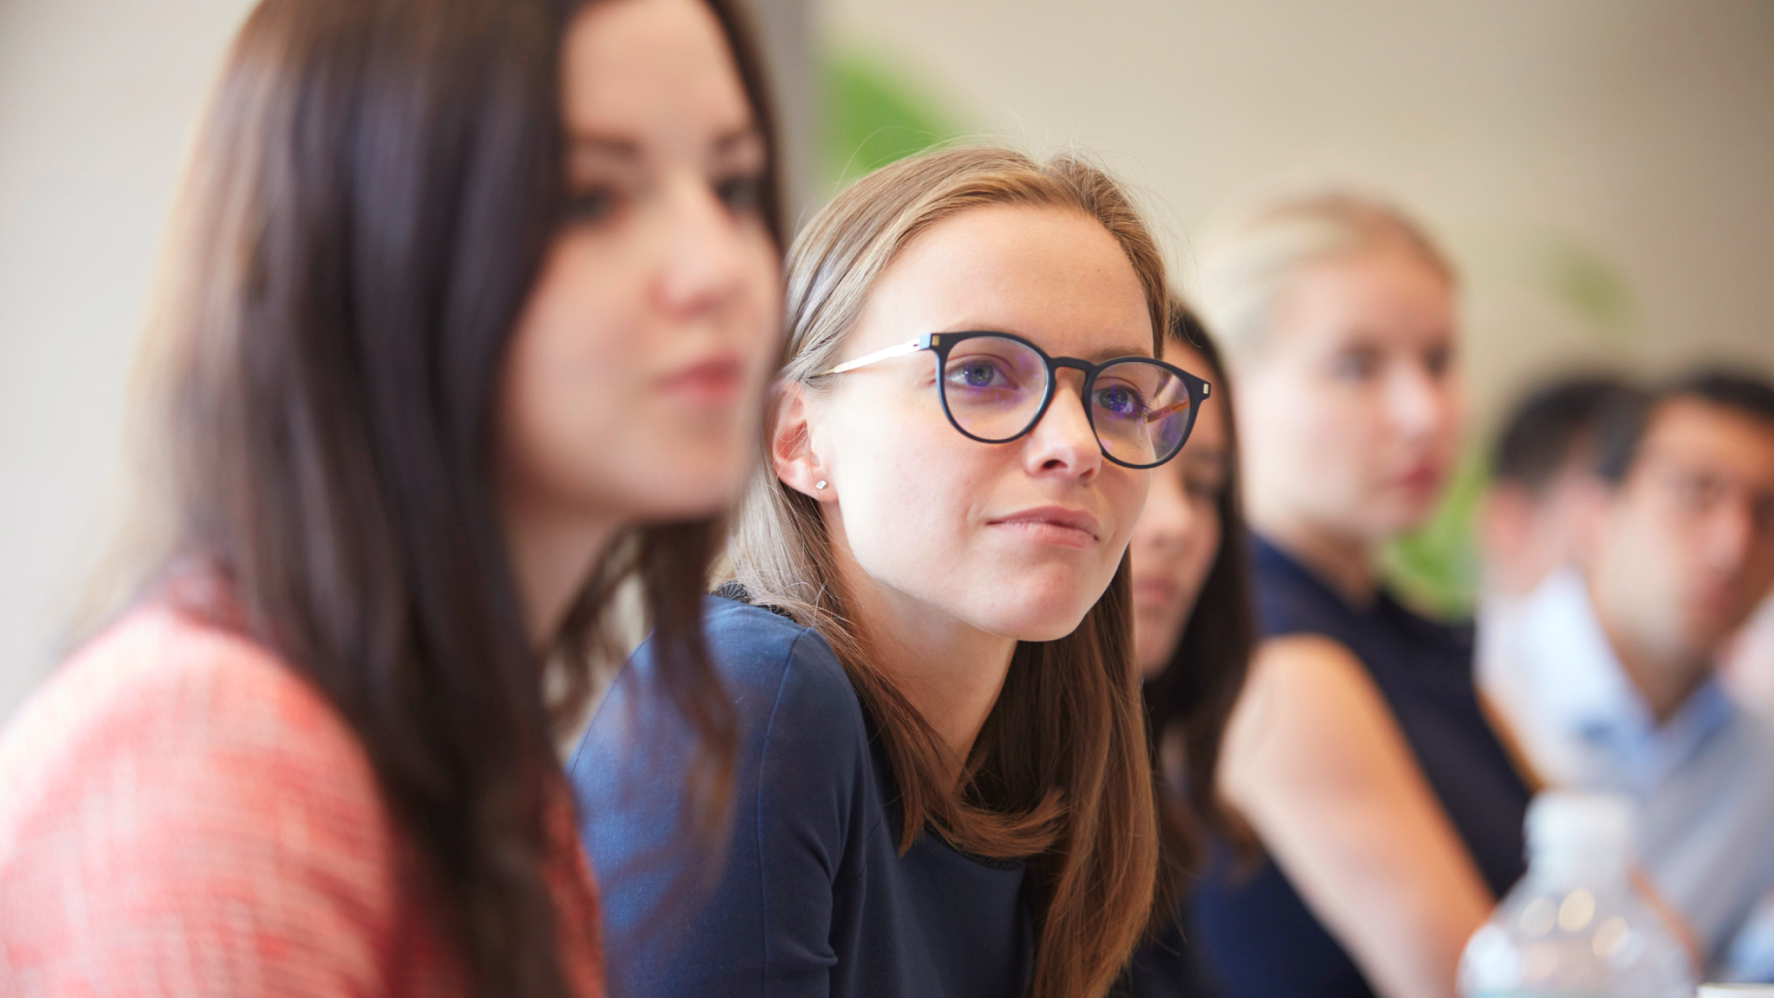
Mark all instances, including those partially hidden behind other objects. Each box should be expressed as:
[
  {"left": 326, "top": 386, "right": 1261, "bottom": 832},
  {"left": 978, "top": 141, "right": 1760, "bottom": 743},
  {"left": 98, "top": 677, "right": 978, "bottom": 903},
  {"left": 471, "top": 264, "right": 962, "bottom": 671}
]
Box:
[
  {"left": 1237, "top": 247, "right": 1462, "bottom": 544},
  {"left": 1131, "top": 340, "right": 1228, "bottom": 676},
  {"left": 802, "top": 205, "right": 1154, "bottom": 642},
  {"left": 498, "top": 0, "right": 781, "bottom": 532}
]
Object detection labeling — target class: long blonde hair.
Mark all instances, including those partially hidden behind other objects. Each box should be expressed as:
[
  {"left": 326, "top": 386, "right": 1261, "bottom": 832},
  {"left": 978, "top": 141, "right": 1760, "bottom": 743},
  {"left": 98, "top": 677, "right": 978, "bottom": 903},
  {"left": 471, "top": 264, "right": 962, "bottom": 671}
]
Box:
[{"left": 729, "top": 146, "right": 1164, "bottom": 998}]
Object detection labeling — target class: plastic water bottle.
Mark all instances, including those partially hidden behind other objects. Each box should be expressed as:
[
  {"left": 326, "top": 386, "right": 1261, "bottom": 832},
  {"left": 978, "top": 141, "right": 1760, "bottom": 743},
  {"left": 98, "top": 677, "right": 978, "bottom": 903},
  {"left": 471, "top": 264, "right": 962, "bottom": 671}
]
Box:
[{"left": 1457, "top": 792, "right": 1695, "bottom": 998}]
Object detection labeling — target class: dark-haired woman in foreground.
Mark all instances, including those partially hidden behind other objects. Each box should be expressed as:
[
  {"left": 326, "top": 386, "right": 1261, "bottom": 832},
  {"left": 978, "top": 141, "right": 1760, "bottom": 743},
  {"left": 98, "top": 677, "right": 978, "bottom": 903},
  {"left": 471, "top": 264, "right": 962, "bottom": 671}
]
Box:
[
  {"left": 0, "top": 0, "right": 783, "bottom": 994},
  {"left": 1120, "top": 308, "right": 1255, "bottom": 998},
  {"left": 573, "top": 146, "right": 1206, "bottom": 998}
]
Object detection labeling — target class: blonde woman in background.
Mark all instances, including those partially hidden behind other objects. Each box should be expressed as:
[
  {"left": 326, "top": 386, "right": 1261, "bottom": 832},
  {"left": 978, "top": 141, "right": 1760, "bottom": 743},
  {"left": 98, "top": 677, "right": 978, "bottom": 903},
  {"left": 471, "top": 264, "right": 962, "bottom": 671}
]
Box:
[
  {"left": 1185, "top": 194, "right": 1532, "bottom": 998},
  {"left": 572, "top": 147, "right": 1209, "bottom": 998}
]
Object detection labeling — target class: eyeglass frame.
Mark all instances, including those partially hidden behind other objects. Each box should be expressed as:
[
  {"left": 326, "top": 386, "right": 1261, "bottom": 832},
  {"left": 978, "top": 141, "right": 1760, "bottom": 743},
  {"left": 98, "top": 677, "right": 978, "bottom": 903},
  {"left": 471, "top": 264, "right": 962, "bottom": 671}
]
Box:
[{"left": 815, "top": 330, "right": 1211, "bottom": 470}]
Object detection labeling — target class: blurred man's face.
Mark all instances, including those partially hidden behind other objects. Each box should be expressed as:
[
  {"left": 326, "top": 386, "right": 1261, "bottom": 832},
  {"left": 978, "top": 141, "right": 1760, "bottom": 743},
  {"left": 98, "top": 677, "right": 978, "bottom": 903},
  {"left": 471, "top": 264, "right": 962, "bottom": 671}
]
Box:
[
  {"left": 1480, "top": 465, "right": 1599, "bottom": 599},
  {"left": 1589, "top": 398, "right": 1774, "bottom": 671}
]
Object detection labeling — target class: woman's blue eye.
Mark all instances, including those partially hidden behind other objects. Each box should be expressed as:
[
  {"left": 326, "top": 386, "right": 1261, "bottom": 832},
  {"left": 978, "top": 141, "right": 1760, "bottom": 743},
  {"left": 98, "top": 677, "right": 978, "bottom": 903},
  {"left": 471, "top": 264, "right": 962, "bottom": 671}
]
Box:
[
  {"left": 1094, "top": 385, "right": 1146, "bottom": 418},
  {"left": 949, "top": 359, "right": 1006, "bottom": 389}
]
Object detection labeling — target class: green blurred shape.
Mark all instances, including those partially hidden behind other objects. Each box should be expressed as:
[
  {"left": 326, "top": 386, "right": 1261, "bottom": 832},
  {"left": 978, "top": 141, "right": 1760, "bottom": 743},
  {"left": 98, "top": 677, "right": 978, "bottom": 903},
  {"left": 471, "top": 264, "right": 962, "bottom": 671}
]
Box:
[
  {"left": 1380, "top": 447, "right": 1489, "bottom": 620},
  {"left": 821, "top": 46, "right": 964, "bottom": 187},
  {"left": 1540, "top": 240, "right": 1637, "bottom": 339}
]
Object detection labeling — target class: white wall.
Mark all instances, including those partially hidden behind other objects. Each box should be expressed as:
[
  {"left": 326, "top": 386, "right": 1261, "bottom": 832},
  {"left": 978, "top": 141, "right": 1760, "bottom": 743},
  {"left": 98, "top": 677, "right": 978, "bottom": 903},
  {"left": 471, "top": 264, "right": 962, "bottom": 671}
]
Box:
[
  {"left": 0, "top": 0, "right": 258, "bottom": 719},
  {"left": 820, "top": 0, "right": 1774, "bottom": 424}
]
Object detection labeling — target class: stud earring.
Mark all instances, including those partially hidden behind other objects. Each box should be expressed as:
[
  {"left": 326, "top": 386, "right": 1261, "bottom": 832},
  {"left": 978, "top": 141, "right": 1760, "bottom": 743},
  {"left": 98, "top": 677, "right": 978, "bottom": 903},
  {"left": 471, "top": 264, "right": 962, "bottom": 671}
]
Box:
[{"left": 815, "top": 480, "right": 827, "bottom": 490}]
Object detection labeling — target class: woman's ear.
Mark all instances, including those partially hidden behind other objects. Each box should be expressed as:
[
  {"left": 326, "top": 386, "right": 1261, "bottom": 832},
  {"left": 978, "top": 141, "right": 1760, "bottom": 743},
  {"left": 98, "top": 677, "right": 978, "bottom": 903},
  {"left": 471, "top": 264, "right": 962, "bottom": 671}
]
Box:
[{"left": 771, "top": 383, "right": 835, "bottom": 501}]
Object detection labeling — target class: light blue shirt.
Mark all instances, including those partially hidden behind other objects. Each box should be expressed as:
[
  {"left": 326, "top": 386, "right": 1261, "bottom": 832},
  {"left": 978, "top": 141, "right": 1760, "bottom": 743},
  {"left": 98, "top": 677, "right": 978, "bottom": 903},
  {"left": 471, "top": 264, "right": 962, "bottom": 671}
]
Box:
[{"left": 1479, "top": 568, "right": 1774, "bottom": 981}]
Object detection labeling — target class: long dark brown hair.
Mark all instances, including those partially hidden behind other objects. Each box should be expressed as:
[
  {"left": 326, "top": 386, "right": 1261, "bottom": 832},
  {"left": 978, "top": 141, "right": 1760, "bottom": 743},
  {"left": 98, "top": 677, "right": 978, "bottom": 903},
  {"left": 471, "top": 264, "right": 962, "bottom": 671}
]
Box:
[
  {"left": 131, "top": 0, "right": 781, "bottom": 995},
  {"left": 1141, "top": 303, "right": 1257, "bottom": 936},
  {"left": 728, "top": 147, "right": 1162, "bottom": 998}
]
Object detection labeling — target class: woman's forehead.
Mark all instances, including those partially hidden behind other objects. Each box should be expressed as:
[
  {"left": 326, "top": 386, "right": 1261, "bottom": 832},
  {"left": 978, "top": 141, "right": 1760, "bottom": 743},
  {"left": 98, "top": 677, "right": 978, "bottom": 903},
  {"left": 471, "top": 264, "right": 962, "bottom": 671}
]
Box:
[
  {"left": 1277, "top": 251, "right": 1455, "bottom": 340},
  {"left": 560, "top": 0, "right": 754, "bottom": 155},
  {"left": 852, "top": 204, "right": 1154, "bottom": 360}
]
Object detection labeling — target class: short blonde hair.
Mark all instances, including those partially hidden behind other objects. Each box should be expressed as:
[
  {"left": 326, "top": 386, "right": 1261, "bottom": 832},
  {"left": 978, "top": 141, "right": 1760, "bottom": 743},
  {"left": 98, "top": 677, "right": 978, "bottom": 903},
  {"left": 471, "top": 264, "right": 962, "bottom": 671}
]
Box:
[{"left": 1195, "top": 191, "right": 1454, "bottom": 364}]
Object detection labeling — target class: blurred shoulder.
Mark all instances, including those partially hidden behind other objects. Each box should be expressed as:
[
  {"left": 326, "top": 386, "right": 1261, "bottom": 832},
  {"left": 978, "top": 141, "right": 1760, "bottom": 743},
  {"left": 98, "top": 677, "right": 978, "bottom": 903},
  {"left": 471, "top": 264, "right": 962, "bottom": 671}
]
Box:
[
  {"left": 0, "top": 604, "right": 405, "bottom": 992},
  {"left": 575, "top": 597, "right": 868, "bottom": 785},
  {"left": 1227, "top": 634, "right": 1399, "bottom": 770},
  {"left": 637, "top": 596, "right": 860, "bottom": 719},
  {"left": 8, "top": 603, "right": 365, "bottom": 750},
  {"left": 0, "top": 603, "right": 389, "bottom": 846},
  {"left": 1249, "top": 633, "right": 1375, "bottom": 699}
]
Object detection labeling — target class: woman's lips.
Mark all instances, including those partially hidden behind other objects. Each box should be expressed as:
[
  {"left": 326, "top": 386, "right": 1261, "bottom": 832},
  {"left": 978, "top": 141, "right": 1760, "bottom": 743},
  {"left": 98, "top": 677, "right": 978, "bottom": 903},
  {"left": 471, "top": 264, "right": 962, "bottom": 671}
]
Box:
[
  {"left": 1132, "top": 576, "right": 1179, "bottom": 610},
  {"left": 986, "top": 506, "right": 1102, "bottom": 550},
  {"left": 1396, "top": 462, "right": 1444, "bottom": 495},
  {"left": 657, "top": 355, "right": 744, "bottom": 406}
]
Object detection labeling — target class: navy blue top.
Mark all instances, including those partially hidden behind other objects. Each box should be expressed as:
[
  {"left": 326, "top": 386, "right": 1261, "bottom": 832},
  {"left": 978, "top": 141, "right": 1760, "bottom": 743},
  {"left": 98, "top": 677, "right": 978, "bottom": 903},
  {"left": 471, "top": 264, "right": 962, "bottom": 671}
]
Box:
[
  {"left": 1188, "top": 536, "right": 1530, "bottom": 998},
  {"left": 1117, "top": 907, "right": 1217, "bottom": 998},
  {"left": 568, "top": 597, "right": 1033, "bottom": 998}
]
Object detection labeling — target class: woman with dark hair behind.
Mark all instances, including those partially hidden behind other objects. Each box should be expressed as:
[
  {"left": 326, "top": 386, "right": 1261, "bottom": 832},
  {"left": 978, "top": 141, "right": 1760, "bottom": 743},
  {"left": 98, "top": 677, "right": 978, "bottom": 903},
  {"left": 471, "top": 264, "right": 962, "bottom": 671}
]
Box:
[
  {"left": 0, "top": 0, "right": 785, "bottom": 995},
  {"left": 1119, "top": 304, "right": 1256, "bottom": 998}
]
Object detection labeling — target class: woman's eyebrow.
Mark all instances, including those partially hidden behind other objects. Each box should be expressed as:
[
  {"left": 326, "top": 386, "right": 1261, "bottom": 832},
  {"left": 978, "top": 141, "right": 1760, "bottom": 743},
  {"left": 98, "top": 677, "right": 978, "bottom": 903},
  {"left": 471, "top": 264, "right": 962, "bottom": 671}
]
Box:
[
  {"left": 1086, "top": 344, "right": 1154, "bottom": 362},
  {"left": 565, "top": 126, "right": 763, "bottom": 164},
  {"left": 566, "top": 133, "right": 641, "bottom": 159},
  {"left": 711, "top": 123, "right": 763, "bottom": 156}
]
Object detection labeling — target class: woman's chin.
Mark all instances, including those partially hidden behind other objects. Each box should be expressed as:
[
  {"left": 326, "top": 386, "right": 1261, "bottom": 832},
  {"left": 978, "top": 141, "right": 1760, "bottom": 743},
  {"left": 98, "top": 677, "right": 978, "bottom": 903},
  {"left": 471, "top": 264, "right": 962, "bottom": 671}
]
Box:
[
  {"left": 971, "top": 592, "right": 1103, "bottom": 644},
  {"left": 1355, "top": 494, "right": 1439, "bottom": 540},
  {"left": 613, "top": 466, "right": 749, "bottom": 524}
]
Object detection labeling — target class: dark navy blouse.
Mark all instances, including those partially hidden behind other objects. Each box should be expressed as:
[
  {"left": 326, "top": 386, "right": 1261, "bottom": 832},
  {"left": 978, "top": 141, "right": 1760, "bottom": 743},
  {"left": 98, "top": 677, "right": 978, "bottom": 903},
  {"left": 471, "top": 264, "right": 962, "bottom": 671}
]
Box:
[
  {"left": 1188, "top": 536, "right": 1530, "bottom": 998},
  {"left": 568, "top": 596, "right": 1033, "bottom": 998},
  {"left": 1118, "top": 907, "right": 1218, "bottom": 998}
]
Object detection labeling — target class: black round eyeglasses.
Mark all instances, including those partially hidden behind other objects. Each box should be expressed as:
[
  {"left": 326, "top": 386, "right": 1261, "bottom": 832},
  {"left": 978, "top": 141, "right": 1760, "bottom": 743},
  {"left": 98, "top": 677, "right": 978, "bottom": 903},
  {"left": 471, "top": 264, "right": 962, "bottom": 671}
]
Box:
[{"left": 817, "top": 330, "right": 1210, "bottom": 469}]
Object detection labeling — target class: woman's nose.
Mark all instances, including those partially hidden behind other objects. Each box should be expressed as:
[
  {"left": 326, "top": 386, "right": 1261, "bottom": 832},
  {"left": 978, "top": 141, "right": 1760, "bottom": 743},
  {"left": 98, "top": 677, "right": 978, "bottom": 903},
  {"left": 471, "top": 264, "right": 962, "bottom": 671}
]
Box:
[
  {"left": 1023, "top": 374, "right": 1104, "bottom": 481},
  {"left": 653, "top": 173, "right": 753, "bottom": 318},
  {"left": 1388, "top": 362, "right": 1452, "bottom": 439}
]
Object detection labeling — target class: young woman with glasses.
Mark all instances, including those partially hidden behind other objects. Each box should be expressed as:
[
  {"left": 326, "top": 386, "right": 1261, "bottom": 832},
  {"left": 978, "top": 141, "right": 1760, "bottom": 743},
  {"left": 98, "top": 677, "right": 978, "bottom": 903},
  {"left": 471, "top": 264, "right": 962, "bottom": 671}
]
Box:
[
  {"left": 571, "top": 146, "right": 1205, "bottom": 998},
  {"left": 0, "top": 0, "right": 783, "bottom": 994},
  {"left": 1185, "top": 194, "right": 1531, "bottom": 998}
]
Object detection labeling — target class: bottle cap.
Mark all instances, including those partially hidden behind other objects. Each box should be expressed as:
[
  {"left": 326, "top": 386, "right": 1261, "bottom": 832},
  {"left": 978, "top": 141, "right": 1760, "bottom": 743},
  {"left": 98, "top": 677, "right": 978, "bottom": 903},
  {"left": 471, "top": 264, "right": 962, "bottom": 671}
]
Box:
[{"left": 1525, "top": 791, "right": 1633, "bottom": 869}]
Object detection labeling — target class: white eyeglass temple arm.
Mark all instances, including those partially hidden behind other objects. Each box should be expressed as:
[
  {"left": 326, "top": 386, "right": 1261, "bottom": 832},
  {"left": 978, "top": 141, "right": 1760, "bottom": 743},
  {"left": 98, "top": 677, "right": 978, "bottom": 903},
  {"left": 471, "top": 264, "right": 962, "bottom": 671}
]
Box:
[{"left": 817, "top": 339, "right": 926, "bottom": 376}]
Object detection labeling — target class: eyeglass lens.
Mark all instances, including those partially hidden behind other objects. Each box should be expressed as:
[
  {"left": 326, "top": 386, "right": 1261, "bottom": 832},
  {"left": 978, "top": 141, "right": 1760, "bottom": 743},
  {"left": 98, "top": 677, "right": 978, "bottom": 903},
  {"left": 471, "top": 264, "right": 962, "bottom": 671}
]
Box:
[{"left": 938, "top": 334, "right": 1193, "bottom": 466}]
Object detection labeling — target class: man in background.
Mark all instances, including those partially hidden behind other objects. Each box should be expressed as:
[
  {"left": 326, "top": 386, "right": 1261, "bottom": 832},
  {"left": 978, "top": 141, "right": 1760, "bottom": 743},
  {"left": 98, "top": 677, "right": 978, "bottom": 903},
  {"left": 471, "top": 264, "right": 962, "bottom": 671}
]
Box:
[
  {"left": 1475, "top": 375, "right": 1632, "bottom": 780},
  {"left": 1475, "top": 375, "right": 1631, "bottom": 601},
  {"left": 1479, "top": 370, "right": 1774, "bottom": 981}
]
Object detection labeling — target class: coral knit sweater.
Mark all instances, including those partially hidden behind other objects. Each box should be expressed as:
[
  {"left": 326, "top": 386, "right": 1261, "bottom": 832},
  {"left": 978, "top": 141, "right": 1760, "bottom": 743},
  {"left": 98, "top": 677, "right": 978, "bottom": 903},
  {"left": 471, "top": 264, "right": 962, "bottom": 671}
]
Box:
[{"left": 0, "top": 603, "right": 606, "bottom": 997}]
